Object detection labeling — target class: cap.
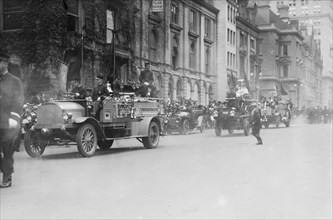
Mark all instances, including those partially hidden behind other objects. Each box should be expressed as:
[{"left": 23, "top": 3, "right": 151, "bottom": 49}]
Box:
[
  {"left": 0, "top": 49, "right": 10, "bottom": 61},
  {"left": 96, "top": 75, "right": 104, "bottom": 80}
]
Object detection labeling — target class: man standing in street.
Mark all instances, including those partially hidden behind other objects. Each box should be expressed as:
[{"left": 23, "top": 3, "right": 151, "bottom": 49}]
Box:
[
  {"left": 249, "top": 102, "right": 263, "bottom": 145},
  {"left": 0, "top": 50, "right": 24, "bottom": 188},
  {"left": 138, "top": 62, "right": 157, "bottom": 97}
]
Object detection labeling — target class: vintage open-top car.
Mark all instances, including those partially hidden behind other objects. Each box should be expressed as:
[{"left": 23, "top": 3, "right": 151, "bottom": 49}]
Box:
[
  {"left": 24, "top": 93, "right": 164, "bottom": 158},
  {"left": 214, "top": 97, "right": 251, "bottom": 136}
]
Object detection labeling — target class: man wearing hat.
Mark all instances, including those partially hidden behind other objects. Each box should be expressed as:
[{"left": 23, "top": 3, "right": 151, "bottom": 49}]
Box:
[
  {"left": 71, "top": 79, "right": 87, "bottom": 99},
  {"left": 0, "top": 50, "right": 24, "bottom": 188},
  {"left": 92, "top": 74, "right": 110, "bottom": 120},
  {"left": 249, "top": 102, "right": 263, "bottom": 145},
  {"left": 138, "top": 62, "right": 157, "bottom": 97}
]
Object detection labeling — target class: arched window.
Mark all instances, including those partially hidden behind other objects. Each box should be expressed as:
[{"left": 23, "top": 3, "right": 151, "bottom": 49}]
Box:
[
  {"left": 172, "top": 36, "right": 179, "bottom": 70},
  {"left": 149, "top": 30, "right": 158, "bottom": 62},
  {"left": 208, "top": 85, "right": 213, "bottom": 101},
  {"left": 193, "top": 82, "right": 199, "bottom": 102},
  {"left": 168, "top": 77, "right": 174, "bottom": 100},
  {"left": 202, "top": 83, "right": 207, "bottom": 105},
  {"left": 186, "top": 79, "right": 191, "bottom": 99},
  {"left": 189, "top": 40, "right": 196, "bottom": 69},
  {"left": 176, "top": 79, "right": 182, "bottom": 100}
]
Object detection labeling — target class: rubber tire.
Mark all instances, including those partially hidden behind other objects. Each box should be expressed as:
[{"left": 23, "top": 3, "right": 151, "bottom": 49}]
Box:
[
  {"left": 182, "top": 119, "right": 190, "bottom": 135},
  {"left": 285, "top": 121, "right": 290, "bottom": 127},
  {"left": 215, "top": 125, "right": 222, "bottom": 136},
  {"left": 228, "top": 128, "right": 234, "bottom": 134},
  {"left": 24, "top": 130, "right": 47, "bottom": 158},
  {"left": 98, "top": 140, "right": 114, "bottom": 150},
  {"left": 143, "top": 121, "right": 160, "bottom": 149},
  {"left": 275, "top": 116, "right": 280, "bottom": 128},
  {"left": 76, "top": 123, "right": 97, "bottom": 157}
]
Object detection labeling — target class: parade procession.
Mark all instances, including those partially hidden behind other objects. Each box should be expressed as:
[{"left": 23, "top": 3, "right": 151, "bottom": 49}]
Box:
[{"left": 0, "top": 0, "right": 332, "bottom": 219}]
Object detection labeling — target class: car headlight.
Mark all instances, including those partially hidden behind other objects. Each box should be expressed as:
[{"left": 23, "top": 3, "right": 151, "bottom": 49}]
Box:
[{"left": 230, "top": 110, "right": 235, "bottom": 116}]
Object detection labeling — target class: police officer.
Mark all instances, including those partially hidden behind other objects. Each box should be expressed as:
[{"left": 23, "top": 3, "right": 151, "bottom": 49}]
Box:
[
  {"left": 249, "top": 102, "right": 263, "bottom": 145},
  {"left": 92, "top": 75, "right": 110, "bottom": 120},
  {"left": 138, "top": 62, "right": 157, "bottom": 97},
  {"left": 0, "top": 50, "right": 24, "bottom": 188}
]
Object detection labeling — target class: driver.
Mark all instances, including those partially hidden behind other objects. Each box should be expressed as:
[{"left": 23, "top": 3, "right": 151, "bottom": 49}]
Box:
[
  {"left": 138, "top": 62, "right": 157, "bottom": 97},
  {"left": 71, "top": 80, "right": 86, "bottom": 99},
  {"left": 92, "top": 75, "right": 110, "bottom": 120}
]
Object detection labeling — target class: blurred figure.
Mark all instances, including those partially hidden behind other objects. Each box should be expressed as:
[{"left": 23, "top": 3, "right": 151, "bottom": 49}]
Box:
[
  {"left": 249, "top": 102, "right": 263, "bottom": 145},
  {"left": 92, "top": 75, "right": 110, "bottom": 120}
]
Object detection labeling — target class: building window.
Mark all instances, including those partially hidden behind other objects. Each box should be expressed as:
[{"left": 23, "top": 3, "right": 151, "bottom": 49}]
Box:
[
  {"left": 227, "top": 52, "right": 230, "bottom": 66},
  {"left": 172, "top": 36, "right": 179, "bottom": 70},
  {"left": 189, "top": 10, "right": 197, "bottom": 33},
  {"left": 2, "top": 0, "right": 24, "bottom": 30},
  {"left": 233, "top": 54, "right": 236, "bottom": 67},
  {"left": 227, "top": 29, "right": 230, "bottom": 43},
  {"left": 283, "top": 65, "right": 288, "bottom": 77},
  {"left": 205, "top": 45, "right": 211, "bottom": 74},
  {"left": 106, "top": 10, "right": 114, "bottom": 43},
  {"left": 171, "top": 2, "right": 179, "bottom": 24},
  {"left": 233, "top": 32, "right": 236, "bottom": 45},
  {"left": 227, "top": 5, "right": 230, "bottom": 21},
  {"left": 189, "top": 40, "right": 196, "bottom": 69},
  {"left": 149, "top": 30, "right": 158, "bottom": 62},
  {"left": 204, "top": 17, "right": 212, "bottom": 39},
  {"left": 66, "top": 0, "right": 79, "bottom": 32},
  {"left": 250, "top": 38, "right": 255, "bottom": 50},
  {"left": 283, "top": 44, "right": 288, "bottom": 56}
]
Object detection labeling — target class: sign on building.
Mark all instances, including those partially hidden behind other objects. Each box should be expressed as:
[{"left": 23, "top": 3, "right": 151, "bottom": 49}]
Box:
[{"left": 152, "top": 0, "right": 163, "bottom": 12}]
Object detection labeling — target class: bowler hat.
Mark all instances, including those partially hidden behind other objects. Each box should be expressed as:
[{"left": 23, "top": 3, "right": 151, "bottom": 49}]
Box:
[
  {"left": 96, "top": 75, "right": 104, "bottom": 80},
  {"left": 0, "top": 49, "right": 10, "bottom": 61}
]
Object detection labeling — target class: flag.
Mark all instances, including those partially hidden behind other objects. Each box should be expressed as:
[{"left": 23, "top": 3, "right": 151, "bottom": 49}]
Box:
[
  {"left": 243, "top": 72, "right": 251, "bottom": 93},
  {"left": 227, "top": 72, "right": 237, "bottom": 89},
  {"left": 280, "top": 83, "right": 288, "bottom": 95}
]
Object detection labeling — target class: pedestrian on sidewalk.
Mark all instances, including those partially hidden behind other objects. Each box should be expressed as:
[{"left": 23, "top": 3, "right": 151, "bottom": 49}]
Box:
[
  {"left": 250, "top": 102, "right": 263, "bottom": 145},
  {"left": 0, "top": 49, "right": 24, "bottom": 188}
]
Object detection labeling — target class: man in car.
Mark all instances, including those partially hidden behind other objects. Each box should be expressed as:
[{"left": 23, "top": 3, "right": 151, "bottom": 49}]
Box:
[
  {"left": 71, "top": 80, "right": 86, "bottom": 99},
  {"left": 138, "top": 62, "right": 157, "bottom": 97},
  {"left": 92, "top": 74, "right": 110, "bottom": 120}
]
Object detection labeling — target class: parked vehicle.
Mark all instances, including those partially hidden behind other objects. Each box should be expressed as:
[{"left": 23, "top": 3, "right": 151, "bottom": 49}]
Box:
[
  {"left": 275, "top": 102, "right": 292, "bottom": 127},
  {"left": 24, "top": 93, "right": 164, "bottom": 158},
  {"left": 214, "top": 98, "right": 251, "bottom": 136}
]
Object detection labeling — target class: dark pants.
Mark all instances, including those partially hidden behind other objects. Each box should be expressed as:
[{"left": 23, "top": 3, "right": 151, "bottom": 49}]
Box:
[
  {"left": 252, "top": 128, "right": 262, "bottom": 143},
  {"left": 94, "top": 101, "right": 102, "bottom": 121},
  {"left": 0, "top": 128, "right": 20, "bottom": 180}
]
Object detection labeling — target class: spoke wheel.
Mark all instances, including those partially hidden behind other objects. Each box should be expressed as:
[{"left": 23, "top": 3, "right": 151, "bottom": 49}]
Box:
[
  {"left": 24, "top": 130, "right": 47, "bottom": 158},
  {"left": 76, "top": 124, "right": 97, "bottom": 157},
  {"left": 143, "top": 121, "right": 160, "bottom": 149}
]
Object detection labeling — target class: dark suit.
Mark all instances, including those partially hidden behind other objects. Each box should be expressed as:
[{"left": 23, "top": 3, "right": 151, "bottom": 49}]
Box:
[
  {"left": 138, "top": 70, "right": 156, "bottom": 97},
  {"left": 0, "top": 72, "right": 24, "bottom": 182},
  {"left": 92, "top": 84, "right": 110, "bottom": 120},
  {"left": 249, "top": 107, "right": 262, "bottom": 144}
]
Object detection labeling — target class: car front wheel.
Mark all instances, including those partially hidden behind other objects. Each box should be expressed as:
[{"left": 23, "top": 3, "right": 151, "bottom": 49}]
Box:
[
  {"left": 76, "top": 124, "right": 97, "bottom": 157},
  {"left": 24, "top": 130, "right": 47, "bottom": 158}
]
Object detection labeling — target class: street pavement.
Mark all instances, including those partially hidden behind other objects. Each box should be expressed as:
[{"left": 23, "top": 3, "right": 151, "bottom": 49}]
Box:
[{"left": 0, "top": 121, "right": 332, "bottom": 219}]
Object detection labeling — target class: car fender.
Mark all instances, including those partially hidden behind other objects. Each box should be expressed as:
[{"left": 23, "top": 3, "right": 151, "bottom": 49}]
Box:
[
  {"left": 73, "top": 117, "right": 106, "bottom": 140},
  {"left": 137, "top": 116, "right": 162, "bottom": 136}
]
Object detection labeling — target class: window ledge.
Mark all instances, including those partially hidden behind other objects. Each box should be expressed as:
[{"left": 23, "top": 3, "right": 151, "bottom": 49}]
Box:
[
  {"left": 204, "top": 37, "right": 213, "bottom": 44},
  {"left": 170, "top": 23, "right": 183, "bottom": 32},
  {"left": 149, "top": 13, "right": 162, "bottom": 23},
  {"left": 188, "top": 31, "right": 199, "bottom": 38}
]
